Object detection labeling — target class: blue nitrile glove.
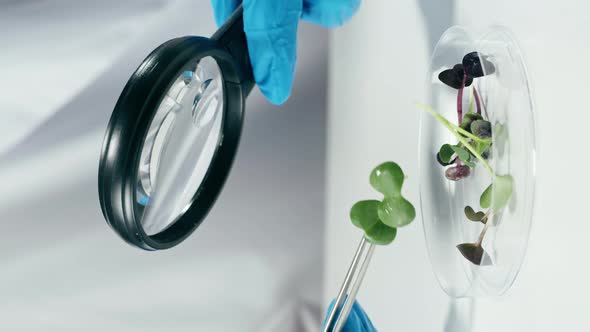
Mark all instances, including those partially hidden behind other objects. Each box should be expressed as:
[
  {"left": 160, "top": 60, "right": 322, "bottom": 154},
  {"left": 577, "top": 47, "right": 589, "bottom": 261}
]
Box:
[
  {"left": 322, "top": 299, "right": 377, "bottom": 332},
  {"left": 211, "top": 0, "right": 361, "bottom": 105}
]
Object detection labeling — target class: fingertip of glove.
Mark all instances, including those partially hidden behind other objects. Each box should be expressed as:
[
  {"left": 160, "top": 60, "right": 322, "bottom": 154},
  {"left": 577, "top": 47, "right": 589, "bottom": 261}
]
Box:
[
  {"left": 252, "top": 49, "right": 295, "bottom": 105},
  {"left": 302, "top": 0, "right": 361, "bottom": 27},
  {"left": 259, "top": 84, "right": 291, "bottom": 105},
  {"left": 342, "top": 309, "right": 363, "bottom": 332}
]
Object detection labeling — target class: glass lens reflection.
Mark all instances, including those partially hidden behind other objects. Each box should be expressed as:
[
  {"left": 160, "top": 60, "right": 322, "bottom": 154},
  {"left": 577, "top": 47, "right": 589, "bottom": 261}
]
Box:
[{"left": 136, "top": 56, "right": 224, "bottom": 236}]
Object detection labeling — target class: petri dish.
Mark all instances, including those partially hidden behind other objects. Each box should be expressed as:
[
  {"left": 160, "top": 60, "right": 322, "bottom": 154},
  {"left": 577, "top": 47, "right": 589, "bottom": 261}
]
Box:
[{"left": 418, "top": 26, "right": 536, "bottom": 297}]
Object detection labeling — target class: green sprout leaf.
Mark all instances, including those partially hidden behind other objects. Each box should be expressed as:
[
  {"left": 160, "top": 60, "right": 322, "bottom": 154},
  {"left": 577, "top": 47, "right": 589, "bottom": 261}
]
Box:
[
  {"left": 350, "top": 200, "right": 380, "bottom": 230},
  {"left": 471, "top": 120, "right": 492, "bottom": 139},
  {"left": 451, "top": 145, "right": 475, "bottom": 167},
  {"left": 350, "top": 200, "right": 398, "bottom": 245},
  {"left": 494, "top": 122, "right": 508, "bottom": 156},
  {"left": 417, "top": 103, "right": 494, "bottom": 174},
  {"left": 480, "top": 175, "right": 513, "bottom": 212},
  {"left": 456, "top": 243, "right": 492, "bottom": 266},
  {"left": 364, "top": 222, "right": 397, "bottom": 245},
  {"left": 475, "top": 140, "right": 492, "bottom": 157},
  {"left": 494, "top": 122, "right": 506, "bottom": 138},
  {"left": 439, "top": 144, "right": 455, "bottom": 164},
  {"left": 459, "top": 112, "right": 483, "bottom": 132},
  {"left": 464, "top": 206, "right": 486, "bottom": 222},
  {"left": 369, "top": 162, "right": 404, "bottom": 197},
  {"left": 480, "top": 185, "right": 491, "bottom": 209},
  {"left": 351, "top": 162, "right": 416, "bottom": 246},
  {"left": 378, "top": 196, "right": 416, "bottom": 228}
]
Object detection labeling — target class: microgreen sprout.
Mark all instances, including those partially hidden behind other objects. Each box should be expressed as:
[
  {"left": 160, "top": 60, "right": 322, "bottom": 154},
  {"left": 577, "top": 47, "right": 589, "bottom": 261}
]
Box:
[
  {"left": 349, "top": 162, "right": 416, "bottom": 245},
  {"left": 480, "top": 175, "right": 513, "bottom": 212},
  {"left": 417, "top": 102, "right": 493, "bottom": 175},
  {"left": 456, "top": 242, "right": 492, "bottom": 266},
  {"left": 460, "top": 113, "right": 483, "bottom": 132},
  {"left": 464, "top": 206, "right": 486, "bottom": 223},
  {"left": 438, "top": 64, "right": 473, "bottom": 89},
  {"left": 438, "top": 52, "right": 494, "bottom": 124},
  {"left": 419, "top": 52, "right": 514, "bottom": 266},
  {"left": 462, "top": 52, "right": 495, "bottom": 78},
  {"left": 471, "top": 120, "right": 492, "bottom": 139},
  {"left": 457, "top": 209, "right": 493, "bottom": 265}
]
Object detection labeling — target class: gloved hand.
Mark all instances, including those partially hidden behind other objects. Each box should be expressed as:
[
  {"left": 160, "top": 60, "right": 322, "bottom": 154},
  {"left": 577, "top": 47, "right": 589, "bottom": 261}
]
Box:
[
  {"left": 211, "top": 0, "right": 361, "bottom": 105},
  {"left": 323, "top": 299, "right": 377, "bottom": 332}
]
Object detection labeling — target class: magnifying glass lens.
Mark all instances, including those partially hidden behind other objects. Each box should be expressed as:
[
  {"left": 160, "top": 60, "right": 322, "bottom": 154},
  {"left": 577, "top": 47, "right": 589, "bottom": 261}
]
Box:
[
  {"left": 99, "top": 6, "right": 254, "bottom": 249},
  {"left": 136, "top": 56, "right": 224, "bottom": 236}
]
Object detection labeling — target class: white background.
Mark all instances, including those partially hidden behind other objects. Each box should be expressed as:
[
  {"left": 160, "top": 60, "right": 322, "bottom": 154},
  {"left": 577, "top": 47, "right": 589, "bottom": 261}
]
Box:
[
  {"left": 325, "top": 0, "right": 590, "bottom": 331},
  {"left": 1, "top": 1, "right": 327, "bottom": 330},
  {"left": 2, "top": 0, "right": 590, "bottom": 331}
]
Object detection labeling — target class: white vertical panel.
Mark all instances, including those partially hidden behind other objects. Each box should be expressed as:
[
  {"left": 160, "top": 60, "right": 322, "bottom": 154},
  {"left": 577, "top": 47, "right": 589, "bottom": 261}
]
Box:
[
  {"left": 324, "top": 1, "right": 449, "bottom": 331},
  {"left": 326, "top": 0, "right": 590, "bottom": 331}
]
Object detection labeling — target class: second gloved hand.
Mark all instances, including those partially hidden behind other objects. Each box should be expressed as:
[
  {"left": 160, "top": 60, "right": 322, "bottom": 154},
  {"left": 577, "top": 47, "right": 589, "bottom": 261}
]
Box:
[
  {"left": 211, "top": 0, "right": 361, "bottom": 104},
  {"left": 323, "top": 299, "right": 377, "bottom": 332}
]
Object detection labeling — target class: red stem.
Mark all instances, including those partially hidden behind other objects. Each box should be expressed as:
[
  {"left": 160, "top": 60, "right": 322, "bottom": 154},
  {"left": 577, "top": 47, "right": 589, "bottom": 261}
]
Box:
[
  {"left": 473, "top": 87, "right": 482, "bottom": 115},
  {"left": 479, "top": 87, "right": 490, "bottom": 119},
  {"left": 457, "top": 71, "right": 467, "bottom": 123},
  {"left": 453, "top": 71, "right": 468, "bottom": 167}
]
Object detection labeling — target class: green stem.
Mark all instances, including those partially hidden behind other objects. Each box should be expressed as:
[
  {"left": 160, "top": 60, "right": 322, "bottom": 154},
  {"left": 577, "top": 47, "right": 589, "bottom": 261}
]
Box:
[
  {"left": 468, "top": 87, "right": 474, "bottom": 114},
  {"left": 417, "top": 102, "right": 494, "bottom": 175},
  {"left": 457, "top": 134, "right": 494, "bottom": 175},
  {"left": 457, "top": 125, "right": 489, "bottom": 143},
  {"left": 476, "top": 218, "right": 490, "bottom": 246},
  {"left": 417, "top": 103, "right": 490, "bottom": 143}
]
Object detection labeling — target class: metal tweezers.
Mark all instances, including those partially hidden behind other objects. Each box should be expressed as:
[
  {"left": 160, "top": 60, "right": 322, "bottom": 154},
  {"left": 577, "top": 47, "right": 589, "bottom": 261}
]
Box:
[{"left": 323, "top": 236, "right": 376, "bottom": 332}]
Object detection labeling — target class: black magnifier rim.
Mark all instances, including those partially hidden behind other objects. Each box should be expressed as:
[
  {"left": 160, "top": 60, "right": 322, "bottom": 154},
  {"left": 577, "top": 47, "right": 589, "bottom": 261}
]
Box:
[{"left": 99, "top": 36, "right": 245, "bottom": 250}]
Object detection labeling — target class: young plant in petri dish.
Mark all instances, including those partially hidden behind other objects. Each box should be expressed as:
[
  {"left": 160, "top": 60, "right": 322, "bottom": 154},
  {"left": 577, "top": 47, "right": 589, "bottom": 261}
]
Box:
[{"left": 417, "top": 52, "right": 513, "bottom": 266}]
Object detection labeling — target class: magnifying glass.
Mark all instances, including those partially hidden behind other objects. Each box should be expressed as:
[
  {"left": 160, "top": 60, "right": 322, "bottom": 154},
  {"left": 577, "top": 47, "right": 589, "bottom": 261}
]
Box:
[{"left": 98, "top": 6, "right": 253, "bottom": 251}]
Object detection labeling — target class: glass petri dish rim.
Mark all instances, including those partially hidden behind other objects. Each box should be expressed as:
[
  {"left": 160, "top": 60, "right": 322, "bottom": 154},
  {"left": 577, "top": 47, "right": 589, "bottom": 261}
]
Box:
[{"left": 418, "top": 25, "right": 537, "bottom": 298}]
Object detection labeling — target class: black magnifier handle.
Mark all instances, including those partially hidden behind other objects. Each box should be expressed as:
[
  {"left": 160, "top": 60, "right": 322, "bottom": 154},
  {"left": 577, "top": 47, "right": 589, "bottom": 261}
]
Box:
[{"left": 211, "top": 5, "right": 255, "bottom": 96}]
